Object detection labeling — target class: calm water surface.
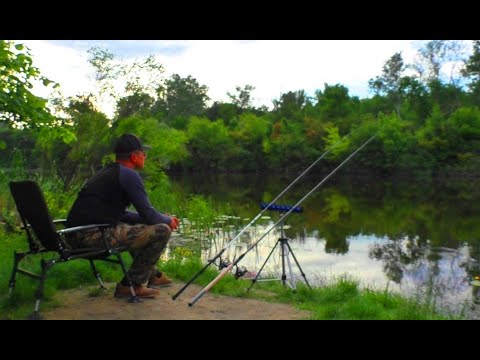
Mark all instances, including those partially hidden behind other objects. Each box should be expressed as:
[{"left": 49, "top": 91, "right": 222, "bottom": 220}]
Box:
[{"left": 168, "top": 172, "right": 480, "bottom": 318}]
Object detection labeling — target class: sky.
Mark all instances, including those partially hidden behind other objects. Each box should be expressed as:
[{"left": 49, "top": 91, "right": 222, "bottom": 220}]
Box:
[{"left": 21, "top": 40, "right": 425, "bottom": 118}]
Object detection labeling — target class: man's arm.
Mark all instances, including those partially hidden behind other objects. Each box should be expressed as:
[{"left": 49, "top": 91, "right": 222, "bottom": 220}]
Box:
[
  {"left": 119, "top": 166, "right": 171, "bottom": 225},
  {"left": 120, "top": 210, "right": 143, "bottom": 224}
]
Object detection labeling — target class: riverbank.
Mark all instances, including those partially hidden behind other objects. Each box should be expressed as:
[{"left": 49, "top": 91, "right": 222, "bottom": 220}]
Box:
[{"left": 43, "top": 282, "right": 310, "bottom": 320}]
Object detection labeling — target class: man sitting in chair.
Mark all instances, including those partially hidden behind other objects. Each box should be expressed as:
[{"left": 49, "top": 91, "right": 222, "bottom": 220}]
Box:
[{"left": 66, "top": 134, "right": 180, "bottom": 298}]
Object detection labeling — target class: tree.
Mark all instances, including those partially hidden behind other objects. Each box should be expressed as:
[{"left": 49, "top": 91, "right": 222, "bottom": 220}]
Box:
[
  {"left": 322, "top": 125, "right": 350, "bottom": 160},
  {"left": 272, "top": 90, "right": 310, "bottom": 123},
  {"left": 395, "top": 76, "right": 431, "bottom": 125},
  {"left": 186, "top": 117, "right": 232, "bottom": 170},
  {"left": 413, "top": 40, "right": 467, "bottom": 84},
  {"left": 116, "top": 92, "right": 155, "bottom": 119},
  {"left": 87, "top": 47, "right": 164, "bottom": 117},
  {"left": 34, "top": 95, "right": 110, "bottom": 189},
  {"left": 368, "top": 52, "right": 406, "bottom": 118},
  {"left": 205, "top": 101, "right": 238, "bottom": 127},
  {"left": 152, "top": 74, "right": 209, "bottom": 128},
  {"left": 0, "top": 40, "right": 58, "bottom": 128},
  {"left": 314, "top": 83, "right": 359, "bottom": 134},
  {"left": 230, "top": 113, "right": 269, "bottom": 171},
  {"left": 227, "top": 84, "right": 255, "bottom": 110},
  {"left": 462, "top": 40, "right": 480, "bottom": 103}
]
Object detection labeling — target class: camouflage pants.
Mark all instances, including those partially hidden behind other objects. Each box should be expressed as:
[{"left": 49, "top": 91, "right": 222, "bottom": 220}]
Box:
[{"left": 68, "top": 222, "right": 171, "bottom": 285}]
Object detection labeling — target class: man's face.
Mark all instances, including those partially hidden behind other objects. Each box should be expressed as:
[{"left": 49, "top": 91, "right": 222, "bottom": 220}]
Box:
[{"left": 131, "top": 150, "right": 147, "bottom": 169}]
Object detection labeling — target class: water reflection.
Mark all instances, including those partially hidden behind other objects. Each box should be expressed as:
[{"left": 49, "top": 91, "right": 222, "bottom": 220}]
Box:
[
  {"left": 168, "top": 173, "right": 480, "bottom": 318},
  {"left": 369, "top": 236, "right": 427, "bottom": 284}
]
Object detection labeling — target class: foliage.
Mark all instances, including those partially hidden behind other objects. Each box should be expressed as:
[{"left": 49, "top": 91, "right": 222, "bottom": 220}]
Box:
[
  {"left": 152, "top": 74, "right": 209, "bottom": 128},
  {"left": 205, "top": 101, "right": 238, "bottom": 127},
  {"left": 3, "top": 41, "right": 480, "bottom": 181},
  {"left": 272, "top": 90, "right": 310, "bottom": 123},
  {"left": 0, "top": 40, "right": 58, "bottom": 128},
  {"left": 87, "top": 47, "right": 164, "bottom": 102},
  {"left": 462, "top": 40, "right": 480, "bottom": 103},
  {"left": 229, "top": 113, "right": 269, "bottom": 171},
  {"left": 116, "top": 92, "right": 155, "bottom": 119},
  {"left": 227, "top": 84, "right": 256, "bottom": 110},
  {"left": 413, "top": 40, "right": 467, "bottom": 84},
  {"left": 368, "top": 52, "right": 407, "bottom": 118},
  {"left": 322, "top": 125, "right": 350, "bottom": 160},
  {"left": 376, "top": 113, "right": 415, "bottom": 171},
  {"left": 264, "top": 119, "right": 311, "bottom": 171},
  {"left": 314, "top": 83, "right": 359, "bottom": 134},
  {"left": 186, "top": 117, "right": 232, "bottom": 170}
]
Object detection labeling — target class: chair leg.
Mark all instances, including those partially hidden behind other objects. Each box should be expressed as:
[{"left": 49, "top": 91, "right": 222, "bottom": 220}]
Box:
[
  {"left": 30, "top": 259, "right": 55, "bottom": 320},
  {"left": 89, "top": 260, "right": 107, "bottom": 290},
  {"left": 9, "top": 251, "right": 27, "bottom": 296},
  {"left": 114, "top": 251, "right": 141, "bottom": 303}
]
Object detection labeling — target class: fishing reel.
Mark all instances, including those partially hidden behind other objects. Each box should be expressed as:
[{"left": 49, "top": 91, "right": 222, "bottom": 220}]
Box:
[
  {"left": 217, "top": 257, "right": 248, "bottom": 279},
  {"left": 218, "top": 257, "right": 231, "bottom": 270},
  {"left": 234, "top": 266, "right": 248, "bottom": 279}
]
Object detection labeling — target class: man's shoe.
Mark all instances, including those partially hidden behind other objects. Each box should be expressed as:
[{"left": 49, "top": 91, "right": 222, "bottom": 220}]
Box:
[
  {"left": 148, "top": 273, "right": 173, "bottom": 288},
  {"left": 114, "top": 283, "right": 159, "bottom": 298}
]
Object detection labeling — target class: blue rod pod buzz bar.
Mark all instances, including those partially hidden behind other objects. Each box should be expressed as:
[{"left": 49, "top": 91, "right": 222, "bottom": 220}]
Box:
[{"left": 260, "top": 202, "right": 303, "bottom": 213}]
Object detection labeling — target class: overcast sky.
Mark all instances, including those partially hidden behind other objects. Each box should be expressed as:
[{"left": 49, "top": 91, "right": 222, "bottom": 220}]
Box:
[{"left": 22, "top": 40, "right": 425, "bottom": 118}]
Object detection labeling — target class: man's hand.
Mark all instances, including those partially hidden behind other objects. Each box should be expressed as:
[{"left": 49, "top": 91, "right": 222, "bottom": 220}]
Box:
[{"left": 169, "top": 216, "right": 180, "bottom": 231}]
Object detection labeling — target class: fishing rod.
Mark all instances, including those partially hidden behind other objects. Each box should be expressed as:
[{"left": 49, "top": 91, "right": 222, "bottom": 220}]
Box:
[
  {"left": 188, "top": 135, "right": 376, "bottom": 306},
  {"left": 172, "top": 131, "right": 352, "bottom": 300}
]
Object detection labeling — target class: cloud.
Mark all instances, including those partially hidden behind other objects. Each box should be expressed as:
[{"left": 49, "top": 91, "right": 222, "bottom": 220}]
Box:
[
  {"left": 20, "top": 40, "right": 425, "bottom": 118},
  {"left": 151, "top": 40, "right": 420, "bottom": 105},
  {"left": 22, "top": 40, "right": 94, "bottom": 97}
]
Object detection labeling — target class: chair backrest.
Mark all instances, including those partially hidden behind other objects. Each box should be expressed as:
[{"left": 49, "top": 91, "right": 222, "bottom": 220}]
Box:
[{"left": 9, "top": 180, "right": 61, "bottom": 252}]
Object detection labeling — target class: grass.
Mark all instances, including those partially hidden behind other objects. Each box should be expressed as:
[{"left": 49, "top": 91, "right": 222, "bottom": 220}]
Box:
[
  {"left": 0, "top": 210, "right": 460, "bottom": 320},
  {"left": 0, "top": 242, "right": 458, "bottom": 319},
  {"left": 0, "top": 231, "right": 134, "bottom": 319},
  {"left": 158, "top": 251, "right": 457, "bottom": 320}
]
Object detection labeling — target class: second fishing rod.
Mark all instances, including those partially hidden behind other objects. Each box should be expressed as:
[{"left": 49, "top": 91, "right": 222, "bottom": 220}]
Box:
[{"left": 171, "top": 131, "right": 352, "bottom": 300}]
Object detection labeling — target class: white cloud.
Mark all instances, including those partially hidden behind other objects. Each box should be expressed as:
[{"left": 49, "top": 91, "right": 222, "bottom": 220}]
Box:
[
  {"left": 20, "top": 40, "right": 424, "bottom": 118},
  {"left": 22, "top": 40, "right": 94, "bottom": 97}
]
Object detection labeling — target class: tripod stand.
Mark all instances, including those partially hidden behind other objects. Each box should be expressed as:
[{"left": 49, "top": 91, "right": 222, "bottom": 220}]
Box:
[{"left": 247, "top": 213, "right": 310, "bottom": 292}]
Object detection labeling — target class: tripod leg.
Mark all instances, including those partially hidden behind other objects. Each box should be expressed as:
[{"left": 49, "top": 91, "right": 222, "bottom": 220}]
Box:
[
  {"left": 280, "top": 239, "right": 287, "bottom": 286},
  {"left": 247, "top": 239, "right": 280, "bottom": 292},
  {"left": 285, "top": 241, "right": 311, "bottom": 288},
  {"left": 283, "top": 241, "right": 296, "bottom": 290}
]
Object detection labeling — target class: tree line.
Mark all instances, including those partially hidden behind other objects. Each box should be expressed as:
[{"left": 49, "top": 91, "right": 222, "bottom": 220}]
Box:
[{"left": 1, "top": 40, "right": 480, "bottom": 190}]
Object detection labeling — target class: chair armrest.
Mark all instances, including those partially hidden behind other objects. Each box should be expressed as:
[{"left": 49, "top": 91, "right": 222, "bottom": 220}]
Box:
[
  {"left": 57, "top": 224, "right": 111, "bottom": 235},
  {"left": 21, "top": 219, "right": 67, "bottom": 230}
]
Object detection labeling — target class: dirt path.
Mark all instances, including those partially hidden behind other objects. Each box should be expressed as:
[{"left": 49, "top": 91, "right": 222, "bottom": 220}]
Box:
[{"left": 43, "top": 283, "right": 310, "bottom": 320}]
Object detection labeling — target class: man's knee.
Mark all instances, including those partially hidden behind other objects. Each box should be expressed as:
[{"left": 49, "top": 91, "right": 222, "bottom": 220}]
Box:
[{"left": 153, "top": 223, "right": 172, "bottom": 242}]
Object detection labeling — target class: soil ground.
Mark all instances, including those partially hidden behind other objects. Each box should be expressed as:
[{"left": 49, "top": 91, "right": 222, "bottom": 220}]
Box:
[{"left": 43, "top": 282, "right": 311, "bottom": 320}]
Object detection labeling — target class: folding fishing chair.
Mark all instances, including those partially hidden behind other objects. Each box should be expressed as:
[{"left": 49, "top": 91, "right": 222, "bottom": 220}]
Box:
[{"left": 8, "top": 180, "right": 140, "bottom": 319}]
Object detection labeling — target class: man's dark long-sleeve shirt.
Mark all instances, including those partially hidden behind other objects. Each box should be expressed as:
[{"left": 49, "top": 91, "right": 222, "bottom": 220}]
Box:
[
  {"left": 118, "top": 164, "right": 171, "bottom": 225},
  {"left": 67, "top": 163, "right": 171, "bottom": 227}
]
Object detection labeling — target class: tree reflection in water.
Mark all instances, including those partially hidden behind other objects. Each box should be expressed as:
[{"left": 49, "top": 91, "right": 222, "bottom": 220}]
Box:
[
  {"left": 369, "top": 236, "right": 427, "bottom": 283},
  {"left": 369, "top": 236, "right": 480, "bottom": 317}
]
